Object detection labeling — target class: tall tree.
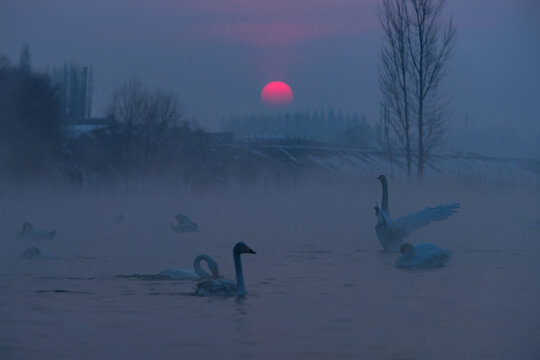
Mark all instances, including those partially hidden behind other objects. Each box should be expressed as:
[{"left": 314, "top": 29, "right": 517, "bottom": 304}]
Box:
[
  {"left": 407, "top": 0, "right": 456, "bottom": 181},
  {"left": 377, "top": 0, "right": 413, "bottom": 179},
  {"left": 377, "top": 0, "right": 456, "bottom": 182}
]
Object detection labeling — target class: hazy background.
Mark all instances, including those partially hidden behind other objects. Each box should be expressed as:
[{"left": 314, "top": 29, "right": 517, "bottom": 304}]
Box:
[{"left": 1, "top": 0, "right": 539, "bottom": 132}]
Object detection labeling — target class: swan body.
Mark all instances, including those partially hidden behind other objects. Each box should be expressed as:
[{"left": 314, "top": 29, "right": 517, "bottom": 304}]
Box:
[
  {"left": 374, "top": 175, "right": 460, "bottom": 251},
  {"left": 396, "top": 243, "right": 450, "bottom": 268},
  {"left": 22, "top": 246, "right": 50, "bottom": 259},
  {"left": 17, "top": 222, "right": 56, "bottom": 240},
  {"left": 196, "top": 242, "right": 256, "bottom": 297},
  {"left": 159, "top": 254, "right": 219, "bottom": 280},
  {"left": 171, "top": 212, "right": 199, "bottom": 233}
]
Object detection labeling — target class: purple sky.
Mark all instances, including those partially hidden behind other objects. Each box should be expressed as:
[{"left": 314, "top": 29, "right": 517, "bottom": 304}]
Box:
[{"left": 1, "top": 0, "right": 539, "bottom": 130}]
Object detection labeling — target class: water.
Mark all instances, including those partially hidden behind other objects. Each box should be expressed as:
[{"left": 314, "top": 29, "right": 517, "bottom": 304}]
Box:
[{"left": 1, "top": 182, "right": 539, "bottom": 359}]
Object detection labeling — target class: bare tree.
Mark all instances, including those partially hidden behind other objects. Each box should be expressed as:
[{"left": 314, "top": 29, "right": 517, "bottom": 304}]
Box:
[
  {"left": 377, "top": 0, "right": 455, "bottom": 182},
  {"left": 107, "top": 76, "right": 146, "bottom": 189},
  {"left": 377, "top": 0, "right": 413, "bottom": 179},
  {"left": 140, "top": 89, "right": 184, "bottom": 173},
  {"left": 107, "top": 76, "right": 184, "bottom": 189},
  {"left": 407, "top": 0, "right": 456, "bottom": 181}
]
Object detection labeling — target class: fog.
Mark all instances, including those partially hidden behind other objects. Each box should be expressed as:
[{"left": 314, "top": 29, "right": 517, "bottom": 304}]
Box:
[{"left": 1, "top": 177, "right": 539, "bottom": 359}]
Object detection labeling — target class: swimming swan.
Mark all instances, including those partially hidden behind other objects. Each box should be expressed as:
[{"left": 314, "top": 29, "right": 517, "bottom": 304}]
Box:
[
  {"left": 171, "top": 213, "right": 199, "bottom": 233},
  {"left": 16, "top": 222, "right": 56, "bottom": 240},
  {"left": 195, "top": 242, "right": 256, "bottom": 297},
  {"left": 22, "top": 246, "right": 50, "bottom": 259},
  {"left": 374, "top": 175, "right": 460, "bottom": 251},
  {"left": 396, "top": 243, "right": 450, "bottom": 268},
  {"left": 158, "top": 254, "right": 219, "bottom": 280}
]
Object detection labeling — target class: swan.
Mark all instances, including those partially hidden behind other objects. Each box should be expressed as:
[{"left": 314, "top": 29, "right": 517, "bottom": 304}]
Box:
[
  {"left": 22, "top": 246, "right": 50, "bottom": 259},
  {"left": 374, "top": 175, "right": 460, "bottom": 251},
  {"left": 16, "top": 222, "right": 56, "bottom": 240},
  {"left": 158, "top": 254, "right": 219, "bottom": 280},
  {"left": 195, "top": 242, "right": 256, "bottom": 297},
  {"left": 170, "top": 213, "right": 199, "bottom": 233},
  {"left": 396, "top": 243, "right": 450, "bottom": 268}
]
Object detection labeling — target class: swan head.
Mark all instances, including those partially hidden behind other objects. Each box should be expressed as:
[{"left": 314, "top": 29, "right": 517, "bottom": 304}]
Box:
[
  {"left": 400, "top": 243, "right": 414, "bottom": 258},
  {"left": 22, "top": 222, "right": 33, "bottom": 233},
  {"left": 234, "top": 242, "right": 256, "bottom": 255},
  {"left": 377, "top": 174, "right": 387, "bottom": 184}
]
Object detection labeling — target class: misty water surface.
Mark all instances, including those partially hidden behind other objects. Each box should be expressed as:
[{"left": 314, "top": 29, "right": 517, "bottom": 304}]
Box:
[{"left": 1, "top": 180, "right": 539, "bottom": 359}]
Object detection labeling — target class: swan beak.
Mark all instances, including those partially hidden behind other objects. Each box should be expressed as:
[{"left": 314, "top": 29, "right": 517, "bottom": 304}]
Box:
[{"left": 246, "top": 248, "right": 256, "bottom": 254}]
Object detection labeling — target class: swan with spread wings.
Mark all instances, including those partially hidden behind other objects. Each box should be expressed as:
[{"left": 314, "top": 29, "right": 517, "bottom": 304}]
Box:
[{"left": 374, "top": 175, "right": 460, "bottom": 252}]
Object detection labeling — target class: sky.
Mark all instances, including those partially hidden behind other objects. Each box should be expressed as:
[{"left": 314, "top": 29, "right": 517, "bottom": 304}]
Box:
[{"left": 0, "top": 0, "right": 539, "bottom": 130}]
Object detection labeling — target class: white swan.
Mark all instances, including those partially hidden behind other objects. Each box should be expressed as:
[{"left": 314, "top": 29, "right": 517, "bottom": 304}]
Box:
[
  {"left": 16, "top": 222, "right": 56, "bottom": 240},
  {"left": 158, "top": 254, "right": 219, "bottom": 280},
  {"left": 396, "top": 243, "right": 450, "bottom": 268},
  {"left": 195, "top": 242, "right": 256, "bottom": 297},
  {"left": 22, "top": 246, "right": 50, "bottom": 259},
  {"left": 170, "top": 212, "right": 199, "bottom": 233},
  {"left": 374, "top": 175, "right": 460, "bottom": 251}
]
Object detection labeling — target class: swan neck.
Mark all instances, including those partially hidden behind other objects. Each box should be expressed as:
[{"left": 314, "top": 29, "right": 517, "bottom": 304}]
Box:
[
  {"left": 233, "top": 252, "right": 246, "bottom": 296},
  {"left": 381, "top": 180, "right": 389, "bottom": 214},
  {"left": 193, "top": 255, "right": 211, "bottom": 278}
]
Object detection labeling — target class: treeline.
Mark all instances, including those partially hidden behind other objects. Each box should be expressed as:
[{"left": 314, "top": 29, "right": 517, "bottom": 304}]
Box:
[
  {"left": 221, "top": 110, "right": 373, "bottom": 148},
  {"left": 0, "top": 51, "right": 313, "bottom": 191},
  {"left": 0, "top": 54, "right": 239, "bottom": 191}
]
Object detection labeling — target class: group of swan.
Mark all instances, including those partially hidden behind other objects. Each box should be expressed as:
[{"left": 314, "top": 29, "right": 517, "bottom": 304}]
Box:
[
  {"left": 155, "top": 242, "right": 256, "bottom": 297},
  {"left": 170, "top": 212, "right": 199, "bottom": 233},
  {"left": 195, "top": 242, "right": 256, "bottom": 297},
  {"left": 375, "top": 175, "right": 459, "bottom": 268}
]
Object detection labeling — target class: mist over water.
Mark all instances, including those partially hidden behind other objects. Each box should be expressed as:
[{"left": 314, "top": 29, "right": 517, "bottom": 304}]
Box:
[{"left": 1, "top": 178, "right": 539, "bottom": 359}]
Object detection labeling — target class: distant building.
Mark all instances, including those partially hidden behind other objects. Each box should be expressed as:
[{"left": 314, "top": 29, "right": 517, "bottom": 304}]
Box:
[{"left": 50, "top": 63, "right": 93, "bottom": 124}]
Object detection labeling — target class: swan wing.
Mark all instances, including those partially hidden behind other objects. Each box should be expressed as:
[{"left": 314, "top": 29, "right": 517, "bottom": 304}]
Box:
[{"left": 395, "top": 203, "right": 460, "bottom": 237}]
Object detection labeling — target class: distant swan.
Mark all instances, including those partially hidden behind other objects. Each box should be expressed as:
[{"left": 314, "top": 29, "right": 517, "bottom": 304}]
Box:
[
  {"left": 16, "top": 222, "right": 56, "bottom": 240},
  {"left": 195, "top": 242, "right": 256, "bottom": 297},
  {"left": 374, "top": 175, "right": 460, "bottom": 251},
  {"left": 396, "top": 243, "right": 450, "bottom": 268},
  {"left": 170, "top": 212, "right": 199, "bottom": 233},
  {"left": 159, "top": 254, "right": 219, "bottom": 280},
  {"left": 22, "top": 246, "right": 50, "bottom": 259}
]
